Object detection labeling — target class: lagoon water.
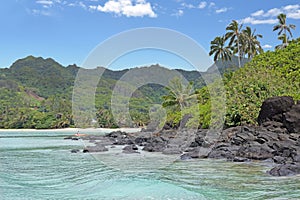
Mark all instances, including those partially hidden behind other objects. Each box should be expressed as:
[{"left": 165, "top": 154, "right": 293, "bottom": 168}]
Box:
[{"left": 1, "top": 130, "right": 299, "bottom": 200}]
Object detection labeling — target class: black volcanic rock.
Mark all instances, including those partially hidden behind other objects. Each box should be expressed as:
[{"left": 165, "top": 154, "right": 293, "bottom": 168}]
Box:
[
  {"left": 122, "top": 145, "right": 139, "bottom": 154},
  {"left": 268, "top": 163, "right": 300, "bottom": 176},
  {"left": 83, "top": 145, "right": 108, "bottom": 153},
  {"left": 258, "top": 96, "right": 294, "bottom": 125},
  {"left": 283, "top": 104, "right": 300, "bottom": 133}
]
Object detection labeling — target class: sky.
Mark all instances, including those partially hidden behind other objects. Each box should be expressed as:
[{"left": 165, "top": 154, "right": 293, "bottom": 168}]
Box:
[{"left": 1, "top": 0, "right": 300, "bottom": 70}]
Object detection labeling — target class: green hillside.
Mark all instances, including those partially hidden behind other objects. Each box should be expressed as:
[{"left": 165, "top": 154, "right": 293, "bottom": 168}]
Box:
[
  {"left": 225, "top": 38, "right": 300, "bottom": 126},
  {"left": 0, "top": 56, "right": 219, "bottom": 129},
  {"left": 1, "top": 48, "right": 271, "bottom": 129},
  {"left": 190, "top": 38, "right": 300, "bottom": 128}
]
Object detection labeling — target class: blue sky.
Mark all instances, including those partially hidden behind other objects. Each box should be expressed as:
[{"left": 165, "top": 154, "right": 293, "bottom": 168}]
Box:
[{"left": 1, "top": 0, "right": 300, "bottom": 70}]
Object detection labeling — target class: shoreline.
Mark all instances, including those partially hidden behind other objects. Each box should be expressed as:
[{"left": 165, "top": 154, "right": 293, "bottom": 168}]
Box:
[{"left": 0, "top": 127, "right": 141, "bottom": 132}]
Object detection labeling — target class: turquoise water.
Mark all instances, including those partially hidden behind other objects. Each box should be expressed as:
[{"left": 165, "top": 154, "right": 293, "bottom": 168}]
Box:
[{"left": 0, "top": 130, "right": 299, "bottom": 200}]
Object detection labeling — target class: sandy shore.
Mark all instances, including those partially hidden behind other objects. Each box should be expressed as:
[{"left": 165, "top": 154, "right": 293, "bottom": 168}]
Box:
[{"left": 0, "top": 127, "right": 141, "bottom": 132}]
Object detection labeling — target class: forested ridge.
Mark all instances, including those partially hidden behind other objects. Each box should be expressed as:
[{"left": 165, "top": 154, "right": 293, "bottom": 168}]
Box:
[{"left": 1, "top": 15, "right": 299, "bottom": 129}]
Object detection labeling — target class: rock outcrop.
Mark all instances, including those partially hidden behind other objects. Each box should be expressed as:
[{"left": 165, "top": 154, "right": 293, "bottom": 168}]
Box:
[{"left": 69, "top": 96, "right": 299, "bottom": 176}]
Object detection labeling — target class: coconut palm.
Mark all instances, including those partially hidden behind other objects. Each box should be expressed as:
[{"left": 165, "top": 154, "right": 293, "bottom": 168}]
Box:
[
  {"left": 162, "top": 77, "right": 196, "bottom": 110},
  {"left": 275, "top": 33, "right": 290, "bottom": 50},
  {"left": 241, "top": 26, "right": 263, "bottom": 59},
  {"left": 273, "top": 13, "right": 296, "bottom": 47},
  {"left": 225, "top": 20, "right": 243, "bottom": 67},
  {"left": 209, "top": 36, "right": 233, "bottom": 62}
]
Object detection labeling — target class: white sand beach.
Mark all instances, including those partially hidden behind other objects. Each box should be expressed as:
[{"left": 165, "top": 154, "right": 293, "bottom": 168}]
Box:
[{"left": 0, "top": 127, "right": 141, "bottom": 133}]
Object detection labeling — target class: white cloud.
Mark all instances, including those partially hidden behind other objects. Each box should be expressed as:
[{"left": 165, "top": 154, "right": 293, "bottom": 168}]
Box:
[
  {"left": 284, "top": 5, "right": 300, "bottom": 19},
  {"left": 198, "top": 1, "right": 207, "bottom": 9},
  {"left": 173, "top": 9, "right": 184, "bottom": 17},
  {"left": 181, "top": 3, "right": 195, "bottom": 9},
  {"left": 30, "top": 9, "right": 52, "bottom": 16},
  {"left": 78, "top": 2, "right": 87, "bottom": 9},
  {"left": 36, "top": 0, "right": 53, "bottom": 6},
  {"left": 241, "top": 17, "right": 277, "bottom": 25},
  {"left": 284, "top": 4, "right": 300, "bottom": 11},
  {"left": 264, "top": 8, "right": 281, "bottom": 17},
  {"left": 287, "top": 10, "right": 300, "bottom": 19},
  {"left": 216, "top": 7, "right": 227, "bottom": 14},
  {"left": 90, "top": 0, "right": 157, "bottom": 18},
  {"left": 251, "top": 10, "right": 264, "bottom": 17},
  {"left": 242, "top": 4, "right": 300, "bottom": 25},
  {"left": 36, "top": 0, "right": 53, "bottom": 8},
  {"left": 262, "top": 44, "right": 272, "bottom": 49},
  {"left": 209, "top": 2, "right": 215, "bottom": 8}
]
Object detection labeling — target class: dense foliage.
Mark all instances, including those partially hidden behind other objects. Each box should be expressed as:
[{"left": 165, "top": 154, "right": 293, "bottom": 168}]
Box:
[
  {"left": 194, "top": 38, "right": 300, "bottom": 128},
  {"left": 2, "top": 38, "right": 298, "bottom": 129},
  {"left": 0, "top": 56, "right": 207, "bottom": 129}
]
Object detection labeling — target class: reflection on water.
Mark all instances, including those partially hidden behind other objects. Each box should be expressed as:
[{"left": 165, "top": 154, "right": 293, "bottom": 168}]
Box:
[{"left": 0, "top": 130, "right": 299, "bottom": 200}]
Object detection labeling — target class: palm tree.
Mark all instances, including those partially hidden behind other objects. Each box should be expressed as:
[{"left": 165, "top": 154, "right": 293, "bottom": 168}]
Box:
[
  {"left": 162, "top": 77, "right": 196, "bottom": 110},
  {"left": 225, "top": 20, "right": 243, "bottom": 67},
  {"left": 275, "top": 33, "right": 289, "bottom": 50},
  {"left": 209, "top": 36, "right": 233, "bottom": 62},
  {"left": 241, "top": 26, "right": 263, "bottom": 59},
  {"left": 273, "top": 13, "right": 296, "bottom": 47}
]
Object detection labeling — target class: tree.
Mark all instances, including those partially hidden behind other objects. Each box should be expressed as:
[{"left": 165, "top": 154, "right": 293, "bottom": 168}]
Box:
[
  {"left": 209, "top": 36, "right": 233, "bottom": 62},
  {"left": 225, "top": 20, "right": 243, "bottom": 67},
  {"left": 241, "top": 26, "right": 263, "bottom": 59},
  {"left": 162, "top": 77, "right": 196, "bottom": 110},
  {"left": 273, "top": 13, "right": 296, "bottom": 48},
  {"left": 275, "top": 33, "right": 289, "bottom": 50}
]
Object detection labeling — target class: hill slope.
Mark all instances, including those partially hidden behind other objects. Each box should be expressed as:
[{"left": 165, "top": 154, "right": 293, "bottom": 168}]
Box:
[{"left": 2, "top": 55, "right": 237, "bottom": 128}]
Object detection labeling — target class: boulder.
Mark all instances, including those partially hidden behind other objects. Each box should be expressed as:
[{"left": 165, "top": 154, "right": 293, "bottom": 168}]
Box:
[
  {"left": 106, "top": 132, "right": 134, "bottom": 145},
  {"left": 208, "top": 143, "right": 240, "bottom": 160},
  {"left": 162, "top": 146, "right": 182, "bottom": 155},
  {"left": 283, "top": 104, "right": 300, "bottom": 133},
  {"left": 189, "top": 130, "right": 208, "bottom": 147},
  {"left": 232, "top": 156, "right": 249, "bottom": 162},
  {"left": 237, "top": 143, "right": 274, "bottom": 160},
  {"left": 134, "top": 136, "right": 149, "bottom": 146},
  {"left": 122, "top": 145, "right": 140, "bottom": 154},
  {"left": 183, "top": 147, "right": 212, "bottom": 159},
  {"left": 71, "top": 149, "right": 80, "bottom": 153},
  {"left": 292, "top": 154, "right": 300, "bottom": 162},
  {"left": 273, "top": 156, "right": 288, "bottom": 164},
  {"left": 257, "top": 96, "right": 294, "bottom": 125},
  {"left": 83, "top": 145, "right": 108, "bottom": 153},
  {"left": 208, "top": 149, "right": 235, "bottom": 159},
  {"left": 142, "top": 137, "right": 167, "bottom": 152},
  {"left": 106, "top": 131, "right": 127, "bottom": 138},
  {"left": 260, "top": 121, "right": 288, "bottom": 133},
  {"left": 64, "top": 136, "right": 73, "bottom": 140},
  {"left": 180, "top": 154, "right": 193, "bottom": 160},
  {"left": 268, "top": 163, "right": 300, "bottom": 176}
]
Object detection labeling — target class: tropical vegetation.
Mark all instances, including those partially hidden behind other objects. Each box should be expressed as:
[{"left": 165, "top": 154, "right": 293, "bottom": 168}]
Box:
[{"left": 0, "top": 13, "right": 298, "bottom": 130}]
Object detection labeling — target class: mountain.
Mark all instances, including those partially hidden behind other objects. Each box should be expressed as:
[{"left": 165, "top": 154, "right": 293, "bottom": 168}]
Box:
[
  {"left": 4, "top": 56, "right": 75, "bottom": 98},
  {"left": 0, "top": 56, "right": 203, "bottom": 128},
  {"left": 0, "top": 55, "right": 244, "bottom": 129}
]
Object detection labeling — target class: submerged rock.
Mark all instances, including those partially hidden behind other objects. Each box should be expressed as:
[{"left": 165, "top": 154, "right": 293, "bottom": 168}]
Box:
[
  {"left": 268, "top": 163, "right": 300, "bottom": 176},
  {"left": 71, "top": 149, "right": 80, "bottom": 153},
  {"left": 122, "top": 145, "right": 140, "bottom": 154},
  {"left": 83, "top": 145, "right": 108, "bottom": 153}
]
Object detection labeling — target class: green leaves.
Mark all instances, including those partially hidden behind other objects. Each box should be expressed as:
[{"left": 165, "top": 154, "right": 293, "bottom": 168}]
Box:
[
  {"left": 209, "top": 36, "right": 233, "bottom": 62},
  {"left": 210, "top": 20, "right": 263, "bottom": 67},
  {"left": 224, "top": 39, "right": 300, "bottom": 126},
  {"left": 273, "top": 13, "right": 296, "bottom": 49}
]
